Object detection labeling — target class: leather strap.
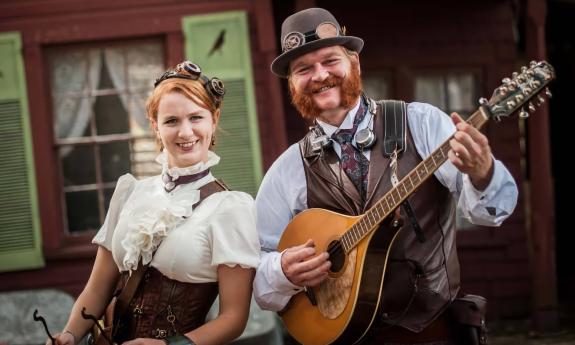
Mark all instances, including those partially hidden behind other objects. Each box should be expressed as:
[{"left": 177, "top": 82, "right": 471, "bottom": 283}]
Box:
[
  {"left": 114, "top": 179, "right": 229, "bottom": 322},
  {"left": 379, "top": 100, "right": 425, "bottom": 243},
  {"left": 114, "top": 260, "right": 147, "bottom": 322},
  {"left": 381, "top": 100, "right": 407, "bottom": 158}
]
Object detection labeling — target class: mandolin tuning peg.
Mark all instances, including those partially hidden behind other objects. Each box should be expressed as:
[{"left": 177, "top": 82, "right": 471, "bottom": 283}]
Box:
[
  {"left": 528, "top": 102, "right": 536, "bottom": 112},
  {"left": 502, "top": 77, "right": 511, "bottom": 85},
  {"left": 519, "top": 108, "right": 529, "bottom": 118},
  {"left": 521, "top": 66, "right": 528, "bottom": 73},
  {"left": 522, "top": 86, "right": 533, "bottom": 95},
  {"left": 536, "top": 95, "right": 545, "bottom": 106},
  {"left": 530, "top": 60, "right": 538, "bottom": 68},
  {"left": 545, "top": 87, "right": 552, "bottom": 98}
]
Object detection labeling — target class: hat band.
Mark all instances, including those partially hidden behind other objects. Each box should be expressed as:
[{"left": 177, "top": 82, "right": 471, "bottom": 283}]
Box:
[{"left": 282, "top": 22, "right": 340, "bottom": 52}]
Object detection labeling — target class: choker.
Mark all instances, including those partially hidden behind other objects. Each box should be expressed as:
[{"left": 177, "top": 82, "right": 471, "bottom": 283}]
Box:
[{"left": 162, "top": 169, "right": 210, "bottom": 192}]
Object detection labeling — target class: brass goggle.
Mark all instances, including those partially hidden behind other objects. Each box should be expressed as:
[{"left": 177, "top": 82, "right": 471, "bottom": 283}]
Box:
[
  {"left": 154, "top": 61, "right": 225, "bottom": 106},
  {"left": 282, "top": 22, "right": 340, "bottom": 52}
]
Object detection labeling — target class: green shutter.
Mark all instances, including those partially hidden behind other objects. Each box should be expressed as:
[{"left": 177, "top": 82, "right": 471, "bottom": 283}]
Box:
[
  {"left": 182, "top": 11, "right": 263, "bottom": 196},
  {"left": 0, "top": 32, "right": 44, "bottom": 272}
]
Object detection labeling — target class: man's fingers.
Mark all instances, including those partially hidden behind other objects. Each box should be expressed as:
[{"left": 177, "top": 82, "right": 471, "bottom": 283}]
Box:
[
  {"left": 283, "top": 251, "right": 330, "bottom": 286},
  {"left": 452, "top": 112, "right": 489, "bottom": 146},
  {"left": 291, "top": 259, "right": 331, "bottom": 287},
  {"left": 283, "top": 246, "right": 317, "bottom": 265}
]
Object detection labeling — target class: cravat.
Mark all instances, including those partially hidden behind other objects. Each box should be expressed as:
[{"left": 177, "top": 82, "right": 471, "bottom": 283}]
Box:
[{"left": 331, "top": 100, "right": 369, "bottom": 197}]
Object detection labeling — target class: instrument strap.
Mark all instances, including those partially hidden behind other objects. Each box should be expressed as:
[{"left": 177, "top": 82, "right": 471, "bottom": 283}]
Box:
[{"left": 381, "top": 100, "right": 425, "bottom": 243}]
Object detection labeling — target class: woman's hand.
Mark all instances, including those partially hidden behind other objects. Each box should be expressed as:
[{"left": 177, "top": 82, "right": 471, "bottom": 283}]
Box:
[
  {"left": 122, "top": 338, "right": 166, "bottom": 345},
  {"left": 46, "top": 331, "right": 74, "bottom": 345}
]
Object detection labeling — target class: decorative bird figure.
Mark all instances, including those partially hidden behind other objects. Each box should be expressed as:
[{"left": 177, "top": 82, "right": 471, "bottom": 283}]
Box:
[{"left": 208, "top": 29, "right": 226, "bottom": 57}]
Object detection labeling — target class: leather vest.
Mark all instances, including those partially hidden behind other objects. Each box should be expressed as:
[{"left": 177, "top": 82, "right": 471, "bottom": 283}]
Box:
[
  {"left": 114, "top": 267, "right": 218, "bottom": 342},
  {"left": 298, "top": 101, "right": 460, "bottom": 332}
]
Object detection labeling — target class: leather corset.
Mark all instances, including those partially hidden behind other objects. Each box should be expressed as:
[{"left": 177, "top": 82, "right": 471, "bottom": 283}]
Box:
[
  {"left": 115, "top": 267, "right": 218, "bottom": 342},
  {"left": 298, "top": 101, "right": 460, "bottom": 332}
]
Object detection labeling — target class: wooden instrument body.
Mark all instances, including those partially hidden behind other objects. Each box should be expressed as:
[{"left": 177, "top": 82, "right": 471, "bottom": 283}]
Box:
[{"left": 277, "top": 208, "right": 402, "bottom": 345}]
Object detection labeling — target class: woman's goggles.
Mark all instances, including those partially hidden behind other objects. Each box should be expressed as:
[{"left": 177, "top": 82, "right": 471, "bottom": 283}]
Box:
[
  {"left": 154, "top": 61, "right": 225, "bottom": 106},
  {"left": 282, "top": 22, "right": 340, "bottom": 52}
]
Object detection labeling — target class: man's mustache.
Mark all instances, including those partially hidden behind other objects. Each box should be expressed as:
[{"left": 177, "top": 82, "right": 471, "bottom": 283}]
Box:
[{"left": 305, "top": 76, "right": 342, "bottom": 94}]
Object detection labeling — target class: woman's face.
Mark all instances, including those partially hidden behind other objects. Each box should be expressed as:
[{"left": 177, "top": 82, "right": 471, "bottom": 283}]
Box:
[{"left": 153, "top": 92, "right": 216, "bottom": 168}]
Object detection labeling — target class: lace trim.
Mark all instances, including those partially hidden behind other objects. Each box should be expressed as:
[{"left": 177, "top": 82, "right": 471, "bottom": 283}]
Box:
[{"left": 155, "top": 150, "right": 220, "bottom": 180}]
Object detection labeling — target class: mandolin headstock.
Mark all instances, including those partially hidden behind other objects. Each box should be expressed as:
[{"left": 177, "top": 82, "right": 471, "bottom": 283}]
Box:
[{"left": 483, "top": 61, "right": 555, "bottom": 121}]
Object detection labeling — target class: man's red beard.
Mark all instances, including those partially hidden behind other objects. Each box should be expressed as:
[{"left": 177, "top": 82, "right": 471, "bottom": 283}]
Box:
[{"left": 288, "top": 60, "right": 362, "bottom": 120}]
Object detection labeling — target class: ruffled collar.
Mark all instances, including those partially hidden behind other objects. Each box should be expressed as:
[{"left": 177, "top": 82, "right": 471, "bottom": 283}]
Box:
[
  {"left": 120, "top": 151, "right": 220, "bottom": 272},
  {"left": 155, "top": 150, "right": 220, "bottom": 179}
]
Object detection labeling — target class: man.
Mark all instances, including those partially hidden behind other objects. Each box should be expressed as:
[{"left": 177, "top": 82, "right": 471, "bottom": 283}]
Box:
[{"left": 253, "top": 7, "right": 518, "bottom": 345}]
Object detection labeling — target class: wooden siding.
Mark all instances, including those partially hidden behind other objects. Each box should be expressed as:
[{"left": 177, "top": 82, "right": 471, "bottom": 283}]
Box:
[{"left": 0, "top": 0, "right": 285, "bottom": 295}]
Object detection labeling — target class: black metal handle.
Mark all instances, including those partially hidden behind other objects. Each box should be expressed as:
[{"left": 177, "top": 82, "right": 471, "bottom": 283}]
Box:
[
  {"left": 81, "top": 307, "right": 113, "bottom": 345},
  {"left": 33, "top": 309, "right": 56, "bottom": 345}
]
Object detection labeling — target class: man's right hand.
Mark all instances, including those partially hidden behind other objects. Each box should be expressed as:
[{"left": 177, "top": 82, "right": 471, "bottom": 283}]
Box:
[{"left": 281, "top": 239, "right": 331, "bottom": 287}]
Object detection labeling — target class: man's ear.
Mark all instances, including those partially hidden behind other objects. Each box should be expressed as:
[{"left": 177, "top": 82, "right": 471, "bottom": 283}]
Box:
[{"left": 352, "top": 53, "right": 361, "bottom": 75}]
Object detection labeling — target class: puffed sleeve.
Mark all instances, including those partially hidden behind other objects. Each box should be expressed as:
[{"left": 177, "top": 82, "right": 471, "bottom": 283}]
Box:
[
  {"left": 208, "top": 191, "right": 261, "bottom": 269},
  {"left": 92, "top": 174, "right": 137, "bottom": 250}
]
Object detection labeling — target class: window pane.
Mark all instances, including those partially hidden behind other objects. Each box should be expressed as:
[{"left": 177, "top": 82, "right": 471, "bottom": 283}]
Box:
[
  {"left": 94, "top": 56, "right": 130, "bottom": 136},
  {"left": 100, "top": 141, "right": 131, "bottom": 183},
  {"left": 49, "top": 48, "right": 101, "bottom": 139},
  {"left": 104, "top": 187, "right": 116, "bottom": 212},
  {"left": 132, "top": 137, "right": 161, "bottom": 178},
  {"left": 61, "top": 145, "right": 96, "bottom": 186},
  {"left": 363, "top": 74, "right": 390, "bottom": 100},
  {"left": 126, "top": 44, "right": 164, "bottom": 93},
  {"left": 447, "top": 74, "right": 475, "bottom": 113},
  {"left": 94, "top": 94, "right": 130, "bottom": 136},
  {"left": 65, "top": 190, "right": 100, "bottom": 233},
  {"left": 415, "top": 76, "right": 446, "bottom": 109}
]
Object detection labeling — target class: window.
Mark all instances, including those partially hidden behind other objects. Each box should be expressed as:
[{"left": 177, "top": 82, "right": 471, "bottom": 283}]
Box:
[
  {"left": 414, "top": 72, "right": 478, "bottom": 118},
  {"left": 47, "top": 41, "right": 164, "bottom": 233},
  {"left": 414, "top": 71, "right": 480, "bottom": 229},
  {"left": 363, "top": 71, "right": 390, "bottom": 100}
]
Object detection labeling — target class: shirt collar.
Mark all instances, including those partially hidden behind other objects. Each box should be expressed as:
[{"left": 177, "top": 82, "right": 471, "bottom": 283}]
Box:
[{"left": 315, "top": 98, "right": 362, "bottom": 137}]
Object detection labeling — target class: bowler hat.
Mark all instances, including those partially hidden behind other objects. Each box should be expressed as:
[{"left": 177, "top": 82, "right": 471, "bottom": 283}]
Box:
[{"left": 271, "top": 8, "right": 364, "bottom": 78}]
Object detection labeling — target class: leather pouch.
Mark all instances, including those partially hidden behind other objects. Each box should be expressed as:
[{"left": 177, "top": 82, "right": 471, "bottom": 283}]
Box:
[{"left": 449, "top": 294, "right": 488, "bottom": 345}]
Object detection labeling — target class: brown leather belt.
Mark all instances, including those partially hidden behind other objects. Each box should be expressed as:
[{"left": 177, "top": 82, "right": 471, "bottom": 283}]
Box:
[{"left": 368, "top": 313, "right": 455, "bottom": 344}]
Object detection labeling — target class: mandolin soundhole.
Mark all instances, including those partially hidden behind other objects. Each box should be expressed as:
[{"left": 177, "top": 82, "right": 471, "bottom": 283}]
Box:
[{"left": 327, "top": 240, "right": 345, "bottom": 273}]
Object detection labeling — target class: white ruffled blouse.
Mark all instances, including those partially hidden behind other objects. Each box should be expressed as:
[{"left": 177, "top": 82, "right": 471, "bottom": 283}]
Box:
[{"left": 92, "top": 150, "right": 260, "bottom": 283}]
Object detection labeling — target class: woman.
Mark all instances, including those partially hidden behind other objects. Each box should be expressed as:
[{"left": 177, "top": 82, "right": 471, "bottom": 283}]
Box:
[{"left": 48, "top": 61, "right": 260, "bottom": 345}]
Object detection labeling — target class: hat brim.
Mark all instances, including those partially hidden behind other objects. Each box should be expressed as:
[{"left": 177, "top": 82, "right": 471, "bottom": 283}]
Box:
[{"left": 271, "top": 36, "right": 364, "bottom": 78}]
